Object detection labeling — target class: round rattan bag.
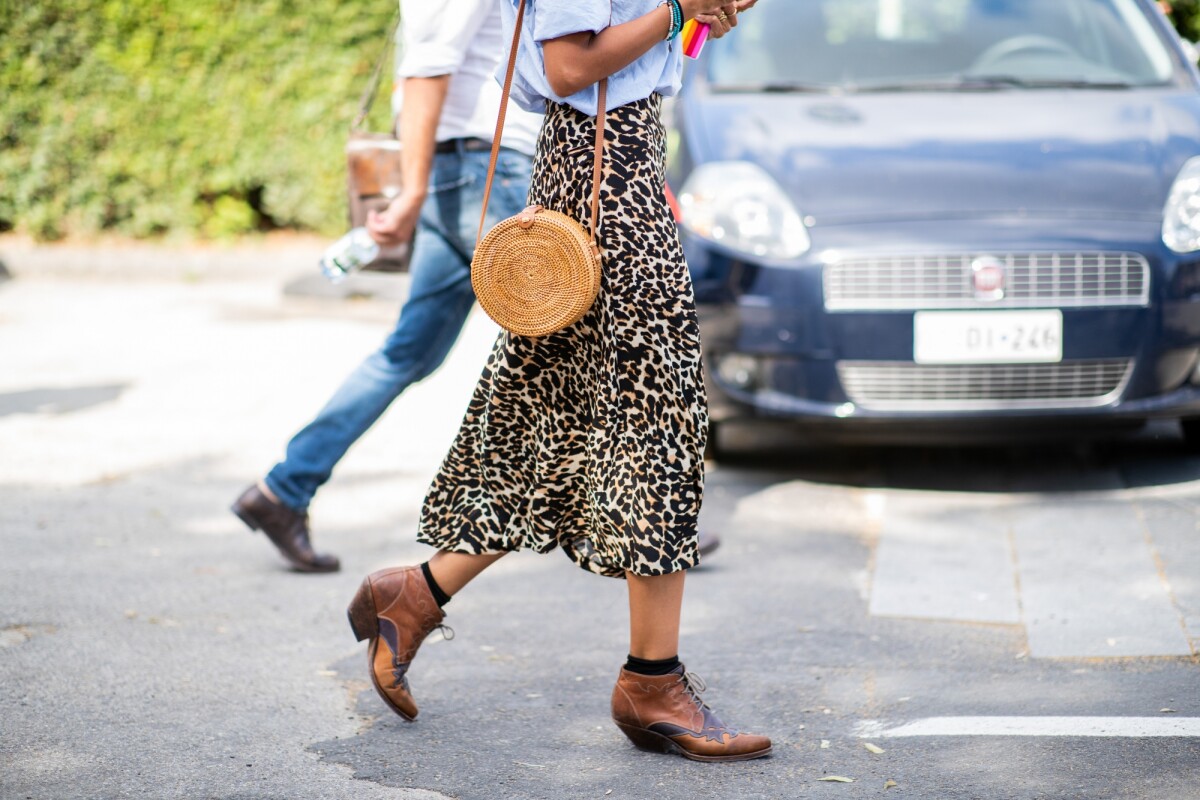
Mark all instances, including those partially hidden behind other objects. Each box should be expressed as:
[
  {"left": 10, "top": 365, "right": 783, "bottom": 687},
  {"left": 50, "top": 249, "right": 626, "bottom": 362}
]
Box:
[
  {"left": 471, "top": 204, "right": 602, "bottom": 338},
  {"left": 471, "top": 10, "right": 607, "bottom": 339}
]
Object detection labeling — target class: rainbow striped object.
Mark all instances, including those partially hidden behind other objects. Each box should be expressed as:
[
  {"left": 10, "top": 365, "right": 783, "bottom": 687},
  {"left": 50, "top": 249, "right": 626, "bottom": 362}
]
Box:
[{"left": 681, "top": 19, "right": 710, "bottom": 59}]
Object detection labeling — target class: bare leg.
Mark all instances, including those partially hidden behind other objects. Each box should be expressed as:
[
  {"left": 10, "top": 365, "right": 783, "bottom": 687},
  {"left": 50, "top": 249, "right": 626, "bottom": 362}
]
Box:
[
  {"left": 427, "top": 550, "right": 507, "bottom": 596},
  {"left": 614, "top": 568, "right": 772, "bottom": 760},
  {"left": 349, "top": 551, "right": 503, "bottom": 722},
  {"left": 626, "top": 570, "right": 686, "bottom": 660}
]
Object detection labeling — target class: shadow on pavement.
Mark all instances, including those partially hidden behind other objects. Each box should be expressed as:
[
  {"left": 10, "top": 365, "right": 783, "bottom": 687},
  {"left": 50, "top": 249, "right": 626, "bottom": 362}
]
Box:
[
  {"left": 709, "top": 419, "right": 1200, "bottom": 493},
  {"left": 0, "top": 383, "right": 129, "bottom": 417}
]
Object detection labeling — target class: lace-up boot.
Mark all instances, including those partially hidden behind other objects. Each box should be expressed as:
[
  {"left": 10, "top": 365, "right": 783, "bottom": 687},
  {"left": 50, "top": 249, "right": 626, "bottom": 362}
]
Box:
[
  {"left": 346, "top": 566, "right": 450, "bottom": 721},
  {"left": 231, "top": 484, "right": 339, "bottom": 572},
  {"left": 611, "top": 665, "right": 772, "bottom": 762}
]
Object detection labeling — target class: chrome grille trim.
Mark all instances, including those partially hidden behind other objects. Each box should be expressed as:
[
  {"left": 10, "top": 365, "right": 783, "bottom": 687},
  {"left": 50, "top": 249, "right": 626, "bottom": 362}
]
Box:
[
  {"left": 823, "top": 252, "right": 1150, "bottom": 311},
  {"left": 837, "top": 360, "right": 1133, "bottom": 411}
]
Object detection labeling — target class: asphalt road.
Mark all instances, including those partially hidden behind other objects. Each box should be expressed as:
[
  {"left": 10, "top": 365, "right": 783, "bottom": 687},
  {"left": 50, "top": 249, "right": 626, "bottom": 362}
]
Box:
[{"left": 1, "top": 253, "right": 1197, "bottom": 799}]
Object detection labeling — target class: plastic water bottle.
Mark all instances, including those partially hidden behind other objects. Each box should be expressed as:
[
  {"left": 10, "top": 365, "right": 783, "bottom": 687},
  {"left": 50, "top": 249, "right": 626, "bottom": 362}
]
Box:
[{"left": 319, "top": 227, "right": 379, "bottom": 283}]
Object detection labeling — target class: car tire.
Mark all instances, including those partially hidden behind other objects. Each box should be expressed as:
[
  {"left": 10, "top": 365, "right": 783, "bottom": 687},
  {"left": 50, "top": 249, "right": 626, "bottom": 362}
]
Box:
[{"left": 1181, "top": 418, "right": 1200, "bottom": 453}]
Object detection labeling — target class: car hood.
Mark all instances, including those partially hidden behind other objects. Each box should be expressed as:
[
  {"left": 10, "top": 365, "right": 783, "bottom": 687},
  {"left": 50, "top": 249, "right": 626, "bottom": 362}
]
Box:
[{"left": 688, "top": 88, "right": 1200, "bottom": 225}]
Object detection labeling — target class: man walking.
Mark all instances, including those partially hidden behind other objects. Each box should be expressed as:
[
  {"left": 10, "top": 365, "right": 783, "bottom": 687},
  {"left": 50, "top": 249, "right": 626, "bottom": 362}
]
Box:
[{"left": 231, "top": 0, "right": 543, "bottom": 571}]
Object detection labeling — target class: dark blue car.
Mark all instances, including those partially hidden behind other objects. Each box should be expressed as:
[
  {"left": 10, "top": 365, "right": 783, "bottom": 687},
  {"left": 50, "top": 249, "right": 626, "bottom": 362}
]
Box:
[{"left": 670, "top": 0, "right": 1200, "bottom": 450}]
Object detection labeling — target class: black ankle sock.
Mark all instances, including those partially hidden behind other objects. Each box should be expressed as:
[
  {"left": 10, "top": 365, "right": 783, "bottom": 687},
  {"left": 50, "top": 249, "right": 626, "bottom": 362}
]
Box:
[
  {"left": 624, "top": 654, "right": 681, "bottom": 676},
  {"left": 420, "top": 562, "right": 452, "bottom": 608}
]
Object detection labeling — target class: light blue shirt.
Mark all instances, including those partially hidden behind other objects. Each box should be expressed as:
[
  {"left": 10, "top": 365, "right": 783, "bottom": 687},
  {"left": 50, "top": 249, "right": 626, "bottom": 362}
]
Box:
[{"left": 498, "top": 0, "right": 683, "bottom": 116}]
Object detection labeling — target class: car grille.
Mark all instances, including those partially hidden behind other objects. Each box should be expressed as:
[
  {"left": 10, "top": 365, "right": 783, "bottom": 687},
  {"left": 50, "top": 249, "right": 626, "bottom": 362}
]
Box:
[
  {"left": 837, "top": 359, "right": 1133, "bottom": 410},
  {"left": 823, "top": 252, "right": 1149, "bottom": 311}
]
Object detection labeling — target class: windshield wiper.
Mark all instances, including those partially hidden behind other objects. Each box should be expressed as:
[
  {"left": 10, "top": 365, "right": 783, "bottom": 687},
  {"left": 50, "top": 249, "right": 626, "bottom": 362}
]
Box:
[
  {"left": 711, "top": 81, "right": 835, "bottom": 94},
  {"left": 711, "top": 75, "right": 1138, "bottom": 94},
  {"left": 846, "top": 77, "right": 1012, "bottom": 92},
  {"left": 840, "top": 75, "right": 1136, "bottom": 92},
  {"left": 968, "top": 75, "right": 1135, "bottom": 89}
]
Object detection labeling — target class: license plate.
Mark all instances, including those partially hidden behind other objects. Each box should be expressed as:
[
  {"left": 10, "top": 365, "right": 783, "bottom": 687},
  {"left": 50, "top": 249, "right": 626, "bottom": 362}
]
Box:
[{"left": 914, "top": 310, "right": 1063, "bottom": 364}]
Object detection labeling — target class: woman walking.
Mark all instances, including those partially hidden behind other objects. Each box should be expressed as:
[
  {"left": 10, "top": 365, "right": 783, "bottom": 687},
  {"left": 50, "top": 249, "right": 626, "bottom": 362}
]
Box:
[{"left": 346, "top": 0, "right": 771, "bottom": 762}]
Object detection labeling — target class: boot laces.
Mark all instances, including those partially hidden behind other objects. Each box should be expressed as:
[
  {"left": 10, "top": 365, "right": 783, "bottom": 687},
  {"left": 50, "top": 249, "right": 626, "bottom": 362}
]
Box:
[
  {"left": 682, "top": 670, "right": 710, "bottom": 709},
  {"left": 391, "top": 624, "right": 455, "bottom": 684},
  {"left": 390, "top": 624, "right": 455, "bottom": 671}
]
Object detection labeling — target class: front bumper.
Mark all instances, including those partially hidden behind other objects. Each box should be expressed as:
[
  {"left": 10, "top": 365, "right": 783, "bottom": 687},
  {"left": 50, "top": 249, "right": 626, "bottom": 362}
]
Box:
[
  {"left": 685, "top": 217, "right": 1200, "bottom": 432},
  {"left": 712, "top": 378, "right": 1200, "bottom": 422}
]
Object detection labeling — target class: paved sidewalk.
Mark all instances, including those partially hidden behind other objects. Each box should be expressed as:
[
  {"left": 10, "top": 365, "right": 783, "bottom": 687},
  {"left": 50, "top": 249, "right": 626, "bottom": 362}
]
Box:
[
  {"left": 0, "top": 264, "right": 490, "bottom": 799},
  {"left": 1, "top": 254, "right": 1197, "bottom": 800}
]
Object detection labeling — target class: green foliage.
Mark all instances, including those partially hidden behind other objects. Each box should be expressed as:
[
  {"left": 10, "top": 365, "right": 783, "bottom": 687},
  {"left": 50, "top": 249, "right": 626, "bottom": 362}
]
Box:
[
  {"left": 1171, "top": 0, "right": 1200, "bottom": 42},
  {"left": 0, "top": 0, "right": 396, "bottom": 240},
  {"left": 5, "top": 1, "right": 1200, "bottom": 241}
]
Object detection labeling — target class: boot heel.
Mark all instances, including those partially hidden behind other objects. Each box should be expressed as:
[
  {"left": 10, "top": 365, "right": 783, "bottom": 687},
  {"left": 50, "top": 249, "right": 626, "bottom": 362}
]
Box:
[
  {"left": 346, "top": 578, "right": 378, "bottom": 642},
  {"left": 615, "top": 722, "right": 677, "bottom": 756},
  {"left": 231, "top": 505, "right": 260, "bottom": 532}
]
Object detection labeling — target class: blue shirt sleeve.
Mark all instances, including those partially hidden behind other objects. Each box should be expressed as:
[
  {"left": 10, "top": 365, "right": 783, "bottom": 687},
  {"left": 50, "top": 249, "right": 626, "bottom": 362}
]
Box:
[
  {"left": 531, "top": 0, "right": 611, "bottom": 42},
  {"left": 501, "top": 0, "right": 680, "bottom": 116}
]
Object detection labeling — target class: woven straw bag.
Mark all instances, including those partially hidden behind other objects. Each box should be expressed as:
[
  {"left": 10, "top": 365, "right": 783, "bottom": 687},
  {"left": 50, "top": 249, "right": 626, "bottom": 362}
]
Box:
[{"left": 472, "top": 0, "right": 607, "bottom": 338}]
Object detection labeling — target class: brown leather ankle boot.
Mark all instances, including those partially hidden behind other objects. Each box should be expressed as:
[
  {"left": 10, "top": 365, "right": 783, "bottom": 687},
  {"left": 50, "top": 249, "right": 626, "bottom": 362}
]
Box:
[
  {"left": 231, "top": 484, "right": 339, "bottom": 573},
  {"left": 346, "top": 566, "right": 449, "bottom": 721},
  {"left": 611, "top": 665, "right": 772, "bottom": 762}
]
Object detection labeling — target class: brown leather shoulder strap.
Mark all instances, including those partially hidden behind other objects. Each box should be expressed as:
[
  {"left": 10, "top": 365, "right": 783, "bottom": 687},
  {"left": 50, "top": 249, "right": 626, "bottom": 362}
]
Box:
[
  {"left": 476, "top": 0, "right": 607, "bottom": 248},
  {"left": 590, "top": 79, "right": 607, "bottom": 240},
  {"left": 352, "top": 9, "right": 402, "bottom": 132}
]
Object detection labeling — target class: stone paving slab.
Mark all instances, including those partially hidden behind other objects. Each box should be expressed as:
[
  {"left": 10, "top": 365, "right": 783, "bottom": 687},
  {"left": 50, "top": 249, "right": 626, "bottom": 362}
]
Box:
[
  {"left": 1130, "top": 498, "right": 1200, "bottom": 651},
  {"left": 1012, "top": 499, "right": 1192, "bottom": 658},
  {"left": 866, "top": 488, "right": 1194, "bottom": 659},
  {"left": 869, "top": 493, "right": 1021, "bottom": 625}
]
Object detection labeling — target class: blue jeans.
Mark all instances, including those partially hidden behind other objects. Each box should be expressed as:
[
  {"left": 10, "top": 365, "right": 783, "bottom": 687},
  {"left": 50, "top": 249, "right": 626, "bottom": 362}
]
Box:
[{"left": 265, "top": 144, "right": 533, "bottom": 512}]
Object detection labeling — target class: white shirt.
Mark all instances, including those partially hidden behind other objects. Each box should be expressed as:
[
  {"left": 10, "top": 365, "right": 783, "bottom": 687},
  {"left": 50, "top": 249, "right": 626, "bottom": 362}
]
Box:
[{"left": 392, "top": 0, "right": 544, "bottom": 156}]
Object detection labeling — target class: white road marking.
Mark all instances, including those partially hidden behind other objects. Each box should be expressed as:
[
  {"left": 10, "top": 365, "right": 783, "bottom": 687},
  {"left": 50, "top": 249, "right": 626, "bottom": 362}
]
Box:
[{"left": 856, "top": 717, "right": 1200, "bottom": 738}]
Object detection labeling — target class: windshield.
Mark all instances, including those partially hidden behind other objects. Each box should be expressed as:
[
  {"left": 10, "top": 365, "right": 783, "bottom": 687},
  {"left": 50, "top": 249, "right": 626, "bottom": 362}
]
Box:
[{"left": 706, "top": 0, "right": 1178, "bottom": 91}]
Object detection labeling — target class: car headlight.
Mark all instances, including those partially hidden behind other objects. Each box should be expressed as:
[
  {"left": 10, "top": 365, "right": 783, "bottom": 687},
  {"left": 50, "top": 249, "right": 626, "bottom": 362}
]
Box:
[
  {"left": 1163, "top": 156, "right": 1200, "bottom": 253},
  {"left": 678, "top": 162, "right": 811, "bottom": 260}
]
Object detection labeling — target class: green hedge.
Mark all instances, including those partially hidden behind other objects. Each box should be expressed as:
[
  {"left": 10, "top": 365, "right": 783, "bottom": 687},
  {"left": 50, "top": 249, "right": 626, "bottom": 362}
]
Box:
[
  {"left": 3, "top": 3, "right": 1200, "bottom": 241},
  {"left": 1172, "top": 0, "right": 1200, "bottom": 42},
  {"left": 0, "top": 1, "right": 396, "bottom": 240}
]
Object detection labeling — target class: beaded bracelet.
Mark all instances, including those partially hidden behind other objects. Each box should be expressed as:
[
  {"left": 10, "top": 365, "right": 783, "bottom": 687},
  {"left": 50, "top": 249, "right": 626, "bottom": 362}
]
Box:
[
  {"left": 659, "top": 0, "right": 683, "bottom": 40},
  {"left": 658, "top": 0, "right": 677, "bottom": 40}
]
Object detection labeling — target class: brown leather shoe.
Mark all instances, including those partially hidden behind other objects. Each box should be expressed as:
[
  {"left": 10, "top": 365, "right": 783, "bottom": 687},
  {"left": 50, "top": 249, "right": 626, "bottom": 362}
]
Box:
[
  {"left": 611, "top": 665, "right": 772, "bottom": 762},
  {"left": 231, "top": 484, "right": 340, "bottom": 573},
  {"left": 346, "top": 566, "right": 447, "bottom": 721}
]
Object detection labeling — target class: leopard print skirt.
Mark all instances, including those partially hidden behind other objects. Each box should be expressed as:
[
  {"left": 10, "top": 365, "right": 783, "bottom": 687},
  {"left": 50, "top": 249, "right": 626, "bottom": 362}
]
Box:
[{"left": 416, "top": 94, "right": 707, "bottom": 579}]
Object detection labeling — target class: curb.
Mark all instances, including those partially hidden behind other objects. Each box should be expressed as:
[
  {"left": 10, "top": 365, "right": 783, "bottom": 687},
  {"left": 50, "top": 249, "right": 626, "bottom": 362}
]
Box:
[
  {"left": 0, "top": 235, "right": 410, "bottom": 302},
  {"left": 0, "top": 235, "right": 325, "bottom": 282}
]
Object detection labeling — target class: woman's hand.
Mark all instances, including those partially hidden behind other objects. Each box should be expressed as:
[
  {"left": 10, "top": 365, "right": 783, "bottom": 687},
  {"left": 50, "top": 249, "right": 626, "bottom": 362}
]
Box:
[
  {"left": 691, "top": 1, "right": 748, "bottom": 40},
  {"left": 543, "top": 0, "right": 749, "bottom": 98},
  {"left": 679, "top": 0, "right": 728, "bottom": 22}
]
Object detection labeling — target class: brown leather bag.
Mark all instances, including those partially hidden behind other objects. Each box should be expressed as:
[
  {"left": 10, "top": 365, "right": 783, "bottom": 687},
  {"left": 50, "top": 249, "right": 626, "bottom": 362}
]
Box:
[{"left": 346, "top": 12, "right": 410, "bottom": 272}]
